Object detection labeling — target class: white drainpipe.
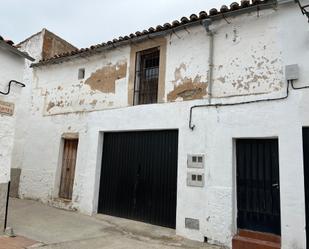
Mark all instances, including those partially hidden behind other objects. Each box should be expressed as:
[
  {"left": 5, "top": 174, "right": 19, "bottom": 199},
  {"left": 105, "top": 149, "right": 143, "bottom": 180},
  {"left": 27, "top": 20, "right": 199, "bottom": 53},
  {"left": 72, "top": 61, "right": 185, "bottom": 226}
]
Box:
[{"left": 203, "top": 19, "right": 215, "bottom": 104}]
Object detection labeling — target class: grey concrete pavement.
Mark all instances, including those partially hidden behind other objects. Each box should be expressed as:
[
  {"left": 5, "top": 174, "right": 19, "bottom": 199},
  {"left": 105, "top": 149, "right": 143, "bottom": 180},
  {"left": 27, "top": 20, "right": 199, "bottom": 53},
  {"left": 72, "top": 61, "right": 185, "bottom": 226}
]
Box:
[{"left": 8, "top": 198, "right": 224, "bottom": 249}]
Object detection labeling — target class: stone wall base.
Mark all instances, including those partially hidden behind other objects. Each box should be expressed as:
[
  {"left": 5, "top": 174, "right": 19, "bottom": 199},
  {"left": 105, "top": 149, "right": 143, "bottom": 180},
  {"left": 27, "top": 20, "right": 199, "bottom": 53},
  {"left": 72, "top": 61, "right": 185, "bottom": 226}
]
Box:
[
  {"left": 0, "top": 182, "right": 8, "bottom": 233},
  {"left": 10, "top": 168, "right": 21, "bottom": 198}
]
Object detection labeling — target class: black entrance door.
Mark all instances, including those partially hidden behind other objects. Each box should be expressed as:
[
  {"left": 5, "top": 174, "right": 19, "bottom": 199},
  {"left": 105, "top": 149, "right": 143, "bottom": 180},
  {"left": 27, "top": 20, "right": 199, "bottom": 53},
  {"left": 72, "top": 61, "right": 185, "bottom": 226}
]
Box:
[
  {"left": 236, "top": 139, "right": 281, "bottom": 235},
  {"left": 303, "top": 128, "right": 309, "bottom": 248},
  {"left": 98, "top": 130, "right": 178, "bottom": 228}
]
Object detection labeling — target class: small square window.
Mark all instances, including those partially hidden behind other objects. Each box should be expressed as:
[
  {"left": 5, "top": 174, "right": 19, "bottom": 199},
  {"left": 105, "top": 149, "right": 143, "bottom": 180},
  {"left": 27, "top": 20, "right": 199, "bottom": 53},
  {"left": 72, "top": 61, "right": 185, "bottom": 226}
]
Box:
[
  {"left": 192, "top": 175, "right": 197, "bottom": 181},
  {"left": 78, "top": 68, "right": 85, "bottom": 79},
  {"left": 192, "top": 156, "right": 197, "bottom": 162},
  {"left": 198, "top": 156, "right": 203, "bottom": 163}
]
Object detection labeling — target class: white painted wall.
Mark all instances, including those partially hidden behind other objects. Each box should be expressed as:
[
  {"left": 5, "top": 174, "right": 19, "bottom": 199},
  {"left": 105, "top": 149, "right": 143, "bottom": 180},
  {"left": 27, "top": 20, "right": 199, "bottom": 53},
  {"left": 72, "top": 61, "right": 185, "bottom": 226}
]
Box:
[
  {"left": 11, "top": 31, "right": 44, "bottom": 173},
  {"left": 0, "top": 47, "right": 24, "bottom": 184},
  {"left": 13, "top": 2, "right": 309, "bottom": 248}
]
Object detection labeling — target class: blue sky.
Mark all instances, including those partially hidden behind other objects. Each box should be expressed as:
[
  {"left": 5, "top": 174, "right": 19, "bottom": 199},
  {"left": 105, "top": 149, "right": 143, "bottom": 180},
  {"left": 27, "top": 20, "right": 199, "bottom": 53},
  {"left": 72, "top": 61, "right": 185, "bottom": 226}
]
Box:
[{"left": 0, "top": 0, "right": 236, "bottom": 48}]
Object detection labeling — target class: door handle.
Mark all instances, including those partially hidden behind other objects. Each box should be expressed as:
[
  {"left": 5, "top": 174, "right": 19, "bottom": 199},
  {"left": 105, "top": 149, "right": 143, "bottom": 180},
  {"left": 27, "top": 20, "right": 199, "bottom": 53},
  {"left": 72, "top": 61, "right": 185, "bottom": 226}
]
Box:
[{"left": 272, "top": 183, "right": 279, "bottom": 189}]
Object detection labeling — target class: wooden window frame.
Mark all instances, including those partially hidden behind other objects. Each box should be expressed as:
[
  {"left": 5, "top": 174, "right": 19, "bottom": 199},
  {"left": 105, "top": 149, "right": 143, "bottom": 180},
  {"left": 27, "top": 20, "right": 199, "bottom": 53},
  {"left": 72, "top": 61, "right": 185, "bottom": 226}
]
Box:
[
  {"left": 128, "top": 37, "right": 166, "bottom": 105},
  {"left": 133, "top": 47, "right": 160, "bottom": 105}
]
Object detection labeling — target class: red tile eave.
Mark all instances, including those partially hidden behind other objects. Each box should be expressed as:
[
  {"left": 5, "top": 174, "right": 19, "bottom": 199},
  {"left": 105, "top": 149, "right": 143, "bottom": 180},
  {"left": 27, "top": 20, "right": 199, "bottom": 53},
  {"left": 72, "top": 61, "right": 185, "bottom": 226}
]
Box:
[
  {"left": 0, "top": 35, "right": 16, "bottom": 47},
  {"left": 33, "top": 0, "right": 275, "bottom": 67}
]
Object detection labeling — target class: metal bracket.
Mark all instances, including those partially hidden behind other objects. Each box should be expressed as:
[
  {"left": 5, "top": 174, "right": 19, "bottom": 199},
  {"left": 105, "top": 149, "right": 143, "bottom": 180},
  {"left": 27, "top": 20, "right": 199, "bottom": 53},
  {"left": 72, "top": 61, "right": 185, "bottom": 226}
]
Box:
[{"left": 295, "top": 0, "right": 309, "bottom": 22}]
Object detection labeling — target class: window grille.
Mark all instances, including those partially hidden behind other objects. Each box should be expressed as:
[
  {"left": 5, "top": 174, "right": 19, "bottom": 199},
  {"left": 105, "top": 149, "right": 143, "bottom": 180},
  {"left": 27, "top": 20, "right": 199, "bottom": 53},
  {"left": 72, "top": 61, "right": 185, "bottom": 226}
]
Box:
[{"left": 134, "top": 48, "right": 160, "bottom": 105}]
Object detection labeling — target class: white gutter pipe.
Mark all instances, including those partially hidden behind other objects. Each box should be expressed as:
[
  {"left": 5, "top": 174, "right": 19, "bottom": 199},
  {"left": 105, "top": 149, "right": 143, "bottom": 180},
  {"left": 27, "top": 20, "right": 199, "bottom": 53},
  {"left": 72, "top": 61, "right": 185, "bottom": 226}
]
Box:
[{"left": 203, "top": 19, "right": 214, "bottom": 104}]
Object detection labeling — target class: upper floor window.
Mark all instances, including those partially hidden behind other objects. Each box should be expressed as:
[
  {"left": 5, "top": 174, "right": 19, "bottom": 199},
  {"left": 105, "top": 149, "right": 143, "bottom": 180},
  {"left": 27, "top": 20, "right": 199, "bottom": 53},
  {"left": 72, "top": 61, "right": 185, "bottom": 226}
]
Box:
[
  {"left": 133, "top": 47, "right": 160, "bottom": 105},
  {"left": 78, "top": 68, "right": 85, "bottom": 79}
]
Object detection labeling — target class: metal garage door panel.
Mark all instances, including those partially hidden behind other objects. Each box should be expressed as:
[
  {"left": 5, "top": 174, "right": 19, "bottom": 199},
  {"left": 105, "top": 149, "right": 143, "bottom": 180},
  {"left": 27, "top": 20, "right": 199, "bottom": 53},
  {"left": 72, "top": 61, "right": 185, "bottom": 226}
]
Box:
[
  {"left": 98, "top": 130, "right": 178, "bottom": 228},
  {"left": 236, "top": 139, "right": 281, "bottom": 235},
  {"left": 303, "top": 128, "right": 309, "bottom": 249}
]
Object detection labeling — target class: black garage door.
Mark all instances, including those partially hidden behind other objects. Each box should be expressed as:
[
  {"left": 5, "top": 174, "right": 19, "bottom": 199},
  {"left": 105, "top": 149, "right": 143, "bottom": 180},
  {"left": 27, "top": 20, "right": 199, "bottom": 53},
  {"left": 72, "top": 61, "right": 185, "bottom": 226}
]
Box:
[
  {"left": 303, "top": 128, "right": 309, "bottom": 248},
  {"left": 98, "top": 130, "right": 178, "bottom": 228}
]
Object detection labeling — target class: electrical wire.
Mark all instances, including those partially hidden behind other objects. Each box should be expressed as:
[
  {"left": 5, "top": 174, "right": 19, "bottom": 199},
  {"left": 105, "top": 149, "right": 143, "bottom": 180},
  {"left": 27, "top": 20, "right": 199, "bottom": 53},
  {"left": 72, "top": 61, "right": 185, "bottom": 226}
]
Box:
[
  {"left": 295, "top": 0, "right": 309, "bottom": 21},
  {"left": 290, "top": 79, "right": 309, "bottom": 90},
  {"left": 0, "top": 80, "right": 25, "bottom": 95},
  {"left": 189, "top": 81, "right": 290, "bottom": 130}
]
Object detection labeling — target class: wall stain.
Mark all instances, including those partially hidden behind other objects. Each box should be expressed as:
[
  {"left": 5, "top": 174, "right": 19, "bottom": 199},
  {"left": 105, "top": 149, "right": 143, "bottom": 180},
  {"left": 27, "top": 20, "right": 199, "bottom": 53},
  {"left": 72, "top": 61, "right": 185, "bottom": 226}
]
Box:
[
  {"left": 217, "top": 77, "right": 226, "bottom": 84},
  {"left": 90, "top": 99, "right": 97, "bottom": 107},
  {"left": 233, "top": 28, "right": 238, "bottom": 43},
  {"left": 46, "top": 102, "right": 55, "bottom": 112},
  {"left": 84, "top": 61, "right": 127, "bottom": 93},
  {"left": 46, "top": 100, "right": 65, "bottom": 112},
  {"left": 168, "top": 75, "right": 207, "bottom": 101},
  {"left": 222, "top": 52, "right": 283, "bottom": 93},
  {"left": 169, "top": 64, "right": 207, "bottom": 101},
  {"left": 271, "top": 59, "right": 278, "bottom": 64},
  {"left": 173, "top": 63, "right": 187, "bottom": 84}
]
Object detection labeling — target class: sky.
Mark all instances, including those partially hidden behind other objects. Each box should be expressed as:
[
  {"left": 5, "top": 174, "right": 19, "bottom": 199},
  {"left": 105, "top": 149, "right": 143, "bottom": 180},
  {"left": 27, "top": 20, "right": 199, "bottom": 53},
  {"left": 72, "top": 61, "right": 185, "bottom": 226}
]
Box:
[{"left": 0, "top": 0, "right": 236, "bottom": 48}]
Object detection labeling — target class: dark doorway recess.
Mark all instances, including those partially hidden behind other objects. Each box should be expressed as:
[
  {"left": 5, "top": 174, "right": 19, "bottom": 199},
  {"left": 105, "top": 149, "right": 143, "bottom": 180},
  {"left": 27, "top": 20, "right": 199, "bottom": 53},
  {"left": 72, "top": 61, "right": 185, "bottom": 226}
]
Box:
[
  {"left": 236, "top": 139, "right": 281, "bottom": 235},
  {"left": 303, "top": 128, "right": 309, "bottom": 248},
  {"left": 98, "top": 130, "right": 178, "bottom": 228}
]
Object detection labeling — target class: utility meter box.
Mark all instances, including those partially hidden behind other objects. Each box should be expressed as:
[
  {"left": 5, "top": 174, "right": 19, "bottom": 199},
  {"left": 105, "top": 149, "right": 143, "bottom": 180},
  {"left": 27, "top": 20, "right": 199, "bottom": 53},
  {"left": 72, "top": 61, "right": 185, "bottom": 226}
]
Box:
[
  {"left": 285, "top": 64, "right": 299, "bottom": 81},
  {"left": 187, "top": 154, "right": 205, "bottom": 168},
  {"left": 187, "top": 172, "right": 204, "bottom": 187}
]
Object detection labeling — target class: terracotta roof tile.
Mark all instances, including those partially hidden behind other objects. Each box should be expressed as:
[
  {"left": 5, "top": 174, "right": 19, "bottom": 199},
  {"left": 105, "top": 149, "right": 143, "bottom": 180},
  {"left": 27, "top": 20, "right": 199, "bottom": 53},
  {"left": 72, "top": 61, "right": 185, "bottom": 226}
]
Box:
[
  {"left": 189, "top": 14, "right": 199, "bottom": 21},
  {"left": 241, "top": 0, "right": 251, "bottom": 7},
  {"left": 209, "top": 8, "right": 219, "bottom": 15},
  {"left": 1, "top": 36, "right": 34, "bottom": 61},
  {"left": 199, "top": 11, "right": 208, "bottom": 19},
  {"left": 171, "top": 20, "right": 180, "bottom": 27},
  {"left": 230, "top": 2, "right": 241, "bottom": 10},
  {"left": 220, "top": 5, "right": 230, "bottom": 13},
  {"left": 34, "top": 0, "right": 274, "bottom": 66},
  {"left": 0, "top": 35, "right": 16, "bottom": 47},
  {"left": 163, "top": 23, "right": 172, "bottom": 29},
  {"left": 252, "top": 0, "right": 263, "bottom": 4}
]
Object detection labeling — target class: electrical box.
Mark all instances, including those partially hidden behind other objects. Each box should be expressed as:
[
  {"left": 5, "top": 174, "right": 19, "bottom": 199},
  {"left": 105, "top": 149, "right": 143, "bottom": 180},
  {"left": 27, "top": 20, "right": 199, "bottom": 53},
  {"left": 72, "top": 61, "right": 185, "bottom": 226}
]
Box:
[
  {"left": 185, "top": 218, "right": 200, "bottom": 230},
  {"left": 285, "top": 64, "right": 299, "bottom": 81},
  {"left": 187, "top": 172, "right": 204, "bottom": 187},
  {"left": 187, "top": 154, "right": 205, "bottom": 168}
]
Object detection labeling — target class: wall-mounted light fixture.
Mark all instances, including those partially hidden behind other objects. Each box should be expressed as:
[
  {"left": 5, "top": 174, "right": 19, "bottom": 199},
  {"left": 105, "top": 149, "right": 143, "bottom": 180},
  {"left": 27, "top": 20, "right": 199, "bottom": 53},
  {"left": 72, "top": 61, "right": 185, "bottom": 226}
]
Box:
[{"left": 295, "top": 0, "right": 309, "bottom": 22}]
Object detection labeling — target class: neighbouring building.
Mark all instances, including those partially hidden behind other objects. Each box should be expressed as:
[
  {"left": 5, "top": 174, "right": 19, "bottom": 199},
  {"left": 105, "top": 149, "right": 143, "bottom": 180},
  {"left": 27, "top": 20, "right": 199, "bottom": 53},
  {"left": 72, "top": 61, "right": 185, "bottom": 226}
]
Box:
[
  {"left": 9, "top": 28, "right": 77, "bottom": 198},
  {"left": 8, "top": 0, "right": 309, "bottom": 248},
  {"left": 0, "top": 36, "right": 33, "bottom": 232}
]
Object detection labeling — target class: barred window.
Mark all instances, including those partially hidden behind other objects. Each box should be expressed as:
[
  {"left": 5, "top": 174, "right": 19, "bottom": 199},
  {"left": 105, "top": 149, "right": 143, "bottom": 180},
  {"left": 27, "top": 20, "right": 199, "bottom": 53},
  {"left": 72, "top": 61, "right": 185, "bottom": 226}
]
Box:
[{"left": 134, "top": 47, "right": 160, "bottom": 105}]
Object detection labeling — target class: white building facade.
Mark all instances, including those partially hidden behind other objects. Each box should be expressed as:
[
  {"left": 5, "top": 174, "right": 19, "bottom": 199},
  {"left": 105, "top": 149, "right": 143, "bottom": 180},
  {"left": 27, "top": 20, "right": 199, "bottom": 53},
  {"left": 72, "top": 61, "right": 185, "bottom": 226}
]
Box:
[
  {"left": 11, "top": 1, "right": 309, "bottom": 248},
  {"left": 0, "top": 37, "right": 33, "bottom": 232}
]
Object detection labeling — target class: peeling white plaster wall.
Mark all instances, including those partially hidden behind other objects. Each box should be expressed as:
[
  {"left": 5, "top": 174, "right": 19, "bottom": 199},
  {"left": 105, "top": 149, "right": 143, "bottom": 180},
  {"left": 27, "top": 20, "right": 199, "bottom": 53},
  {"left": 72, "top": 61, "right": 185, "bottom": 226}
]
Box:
[
  {"left": 0, "top": 48, "right": 24, "bottom": 183},
  {"left": 12, "top": 2, "right": 309, "bottom": 249},
  {"left": 38, "top": 48, "right": 130, "bottom": 116},
  {"left": 33, "top": 9, "right": 285, "bottom": 115},
  {"left": 11, "top": 32, "right": 44, "bottom": 174}
]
